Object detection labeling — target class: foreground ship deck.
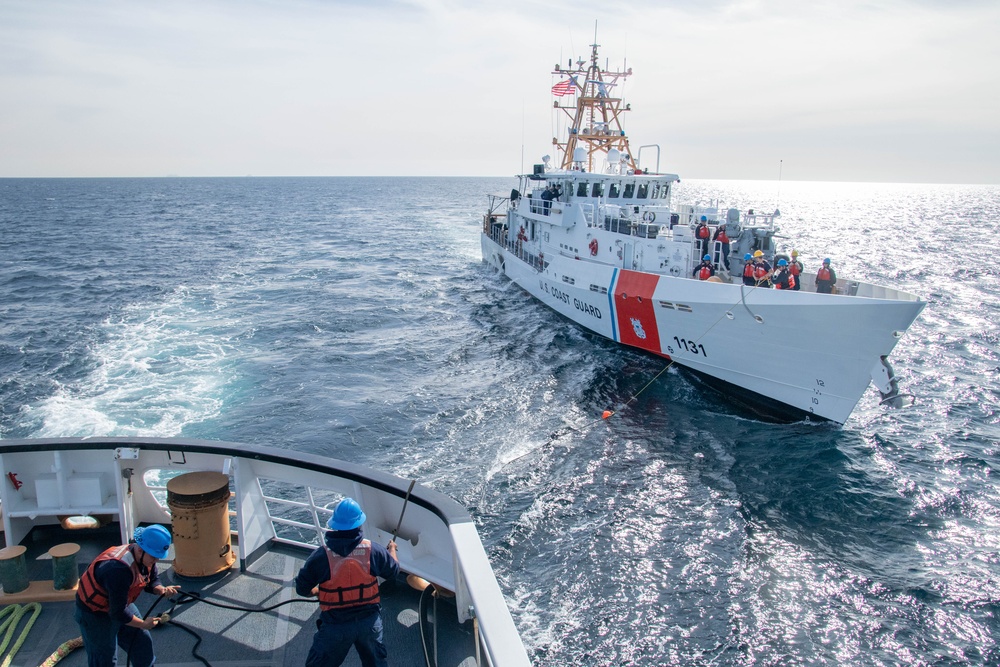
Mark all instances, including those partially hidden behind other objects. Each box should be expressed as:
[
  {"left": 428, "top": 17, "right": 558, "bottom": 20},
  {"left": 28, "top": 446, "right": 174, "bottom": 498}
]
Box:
[
  {"left": 0, "top": 437, "right": 529, "bottom": 666},
  {"left": 7, "top": 528, "right": 473, "bottom": 666}
]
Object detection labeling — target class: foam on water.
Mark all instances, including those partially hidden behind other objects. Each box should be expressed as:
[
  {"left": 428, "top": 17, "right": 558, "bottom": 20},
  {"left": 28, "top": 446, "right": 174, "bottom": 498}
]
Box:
[{"left": 19, "top": 285, "right": 237, "bottom": 437}]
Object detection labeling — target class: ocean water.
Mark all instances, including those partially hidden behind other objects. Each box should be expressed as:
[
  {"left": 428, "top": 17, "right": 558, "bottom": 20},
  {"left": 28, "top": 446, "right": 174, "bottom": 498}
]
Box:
[{"left": 1, "top": 176, "right": 999, "bottom": 665}]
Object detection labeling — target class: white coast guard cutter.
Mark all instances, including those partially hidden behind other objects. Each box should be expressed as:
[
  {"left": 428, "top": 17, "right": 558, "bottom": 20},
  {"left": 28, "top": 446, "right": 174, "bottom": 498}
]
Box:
[{"left": 481, "top": 40, "right": 924, "bottom": 424}]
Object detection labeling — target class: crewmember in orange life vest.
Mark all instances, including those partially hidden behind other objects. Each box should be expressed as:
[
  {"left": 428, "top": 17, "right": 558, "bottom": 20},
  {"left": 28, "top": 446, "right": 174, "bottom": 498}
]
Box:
[
  {"left": 712, "top": 223, "right": 731, "bottom": 271},
  {"left": 772, "top": 258, "right": 797, "bottom": 290},
  {"left": 816, "top": 257, "right": 838, "bottom": 294},
  {"left": 74, "top": 525, "right": 179, "bottom": 667},
  {"left": 695, "top": 215, "right": 711, "bottom": 259},
  {"left": 295, "top": 497, "right": 400, "bottom": 667},
  {"left": 693, "top": 254, "right": 716, "bottom": 280},
  {"left": 741, "top": 253, "right": 756, "bottom": 286},
  {"left": 789, "top": 250, "right": 804, "bottom": 291},
  {"left": 751, "top": 250, "right": 773, "bottom": 287},
  {"left": 516, "top": 225, "right": 528, "bottom": 252}
]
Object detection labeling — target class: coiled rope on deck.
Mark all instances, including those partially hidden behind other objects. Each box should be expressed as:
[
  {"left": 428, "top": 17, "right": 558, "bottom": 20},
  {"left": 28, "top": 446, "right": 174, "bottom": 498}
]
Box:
[{"left": 0, "top": 602, "right": 41, "bottom": 667}]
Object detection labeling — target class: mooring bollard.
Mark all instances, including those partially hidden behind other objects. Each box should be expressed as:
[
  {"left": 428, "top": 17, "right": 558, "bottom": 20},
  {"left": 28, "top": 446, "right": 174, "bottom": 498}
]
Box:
[
  {"left": 49, "top": 543, "right": 81, "bottom": 590},
  {"left": 0, "top": 545, "right": 30, "bottom": 594}
]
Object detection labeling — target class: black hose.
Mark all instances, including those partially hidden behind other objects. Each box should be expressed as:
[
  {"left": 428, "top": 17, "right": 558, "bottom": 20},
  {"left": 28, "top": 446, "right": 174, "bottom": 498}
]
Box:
[{"left": 131, "top": 590, "right": 316, "bottom": 667}]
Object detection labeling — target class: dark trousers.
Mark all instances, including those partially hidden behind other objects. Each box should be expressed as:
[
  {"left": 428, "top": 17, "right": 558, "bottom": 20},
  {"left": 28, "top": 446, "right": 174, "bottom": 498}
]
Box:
[
  {"left": 306, "top": 611, "right": 387, "bottom": 667},
  {"left": 75, "top": 603, "right": 154, "bottom": 667}
]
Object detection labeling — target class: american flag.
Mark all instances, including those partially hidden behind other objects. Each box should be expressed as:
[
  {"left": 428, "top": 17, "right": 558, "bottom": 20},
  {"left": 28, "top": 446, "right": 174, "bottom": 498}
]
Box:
[{"left": 551, "top": 78, "right": 576, "bottom": 97}]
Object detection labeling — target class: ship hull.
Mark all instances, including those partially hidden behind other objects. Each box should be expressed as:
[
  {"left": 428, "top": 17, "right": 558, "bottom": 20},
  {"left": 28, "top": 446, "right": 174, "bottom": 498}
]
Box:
[{"left": 482, "top": 233, "right": 924, "bottom": 424}]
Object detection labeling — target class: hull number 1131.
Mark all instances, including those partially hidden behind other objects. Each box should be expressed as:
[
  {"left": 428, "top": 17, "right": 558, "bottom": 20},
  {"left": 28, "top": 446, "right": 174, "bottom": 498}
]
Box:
[{"left": 674, "top": 337, "right": 707, "bottom": 357}]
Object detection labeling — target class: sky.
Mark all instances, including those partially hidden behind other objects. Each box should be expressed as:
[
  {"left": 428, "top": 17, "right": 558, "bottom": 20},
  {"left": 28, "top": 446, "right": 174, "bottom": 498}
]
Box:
[{"left": 1, "top": 0, "right": 998, "bottom": 183}]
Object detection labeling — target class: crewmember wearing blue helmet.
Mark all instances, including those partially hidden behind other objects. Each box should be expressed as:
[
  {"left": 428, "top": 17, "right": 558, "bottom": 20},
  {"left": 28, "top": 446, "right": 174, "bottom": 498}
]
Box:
[
  {"left": 741, "top": 253, "right": 756, "bottom": 286},
  {"left": 295, "top": 497, "right": 399, "bottom": 667},
  {"left": 815, "top": 257, "right": 838, "bottom": 294},
  {"left": 75, "top": 524, "right": 179, "bottom": 667},
  {"left": 693, "top": 254, "right": 716, "bottom": 280},
  {"left": 772, "top": 258, "right": 796, "bottom": 290},
  {"left": 695, "top": 215, "right": 711, "bottom": 258}
]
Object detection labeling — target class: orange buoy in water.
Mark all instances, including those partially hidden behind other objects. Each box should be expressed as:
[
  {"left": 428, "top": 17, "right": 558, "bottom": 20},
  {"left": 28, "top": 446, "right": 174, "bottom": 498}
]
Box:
[{"left": 602, "top": 410, "right": 614, "bottom": 420}]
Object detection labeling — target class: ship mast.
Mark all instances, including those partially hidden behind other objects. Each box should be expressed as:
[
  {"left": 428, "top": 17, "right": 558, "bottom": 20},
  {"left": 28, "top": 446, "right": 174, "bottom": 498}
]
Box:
[{"left": 552, "top": 40, "right": 636, "bottom": 173}]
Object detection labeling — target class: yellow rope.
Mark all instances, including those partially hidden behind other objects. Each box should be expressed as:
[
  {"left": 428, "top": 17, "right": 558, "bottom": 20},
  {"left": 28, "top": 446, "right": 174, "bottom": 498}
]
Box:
[
  {"left": 603, "top": 285, "right": 762, "bottom": 419},
  {"left": 0, "top": 602, "right": 41, "bottom": 667}
]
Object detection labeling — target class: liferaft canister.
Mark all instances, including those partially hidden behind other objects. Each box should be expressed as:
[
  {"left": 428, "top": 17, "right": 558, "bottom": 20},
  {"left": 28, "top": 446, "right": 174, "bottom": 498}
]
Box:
[{"left": 166, "top": 471, "right": 236, "bottom": 577}]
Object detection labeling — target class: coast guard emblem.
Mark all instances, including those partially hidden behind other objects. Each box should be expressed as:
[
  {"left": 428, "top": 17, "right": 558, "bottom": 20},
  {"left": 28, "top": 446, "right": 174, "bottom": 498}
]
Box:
[{"left": 630, "top": 318, "right": 647, "bottom": 340}]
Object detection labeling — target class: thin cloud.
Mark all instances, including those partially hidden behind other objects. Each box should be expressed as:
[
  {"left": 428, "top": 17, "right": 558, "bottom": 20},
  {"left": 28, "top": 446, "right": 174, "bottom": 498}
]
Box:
[{"left": 0, "top": 0, "right": 997, "bottom": 182}]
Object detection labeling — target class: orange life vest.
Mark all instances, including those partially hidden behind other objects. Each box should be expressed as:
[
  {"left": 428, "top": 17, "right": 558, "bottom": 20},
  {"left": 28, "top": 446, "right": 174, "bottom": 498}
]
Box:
[
  {"left": 77, "top": 545, "right": 150, "bottom": 613},
  {"left": 775, "top": 272, "right": 796, "bottom": 290},
  {"left": 790, "top": 261, "right": 801, "bottom": 276},
  {"left": 696, "top": 225, "right": 709, "bottom": 239},
  {"left": 698, "top": 265, "right": 713, "bottom": 280},
  {"left": 753, "top": 263, "right": 769, "bottom": 281},
  {"left": 716, "top": 230, "right": 729, "bottom": 243},
  {"left": 317, "top": 540, "right": 380, "bottom": 611},
  {"left": 817, "top": 267, "right": 831, "bottom": 281},
  {"left": 742, "top": 263, "right": 754, "bottom": 279}
]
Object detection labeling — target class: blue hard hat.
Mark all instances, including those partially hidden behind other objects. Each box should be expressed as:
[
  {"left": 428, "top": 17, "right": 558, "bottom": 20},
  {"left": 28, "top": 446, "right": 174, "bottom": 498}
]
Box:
[
  {"left": 703, "top": 254, "right": 711, "bottom": 261},
  {"left": 777, "top": 258, "right": 788, "bottom": 266},
  {"left": 328, "top": 498, "right": 366, "bottom": 530},
  {"left": 744, "top": 253, "right": 752, "bottom": 260},
  {"left": 134, "top": 525, "right": 172, "bottom": 559},
  {"left": 700, "top": 215, "right": 707, "bottom": 221},
  {"left": 823, "top": 258, "right": 831, "bottom": 264}
]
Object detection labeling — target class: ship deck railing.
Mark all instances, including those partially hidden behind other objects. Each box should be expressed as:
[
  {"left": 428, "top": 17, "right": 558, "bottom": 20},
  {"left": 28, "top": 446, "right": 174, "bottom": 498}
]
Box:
[
  {"left": 484, "top": 223, "right": 547, "bottom": 272},
  {"left": 0, "top": 437, "right": 531, "bottom": 667}
]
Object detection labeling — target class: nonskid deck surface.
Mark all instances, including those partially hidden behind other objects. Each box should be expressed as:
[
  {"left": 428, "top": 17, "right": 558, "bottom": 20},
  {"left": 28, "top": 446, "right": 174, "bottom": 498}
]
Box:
[{"left": 3, "top": 525, "right": 476, "bottom": 667}]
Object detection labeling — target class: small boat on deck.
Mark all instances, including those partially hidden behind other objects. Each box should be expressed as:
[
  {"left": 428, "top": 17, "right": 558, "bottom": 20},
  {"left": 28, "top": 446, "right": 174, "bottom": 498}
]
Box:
[
  {"left": 0, "top": 437, "right": 530, "bottom": 666},
  {"left": 480, "top": 40, "right": 924, "bottom": 424}
]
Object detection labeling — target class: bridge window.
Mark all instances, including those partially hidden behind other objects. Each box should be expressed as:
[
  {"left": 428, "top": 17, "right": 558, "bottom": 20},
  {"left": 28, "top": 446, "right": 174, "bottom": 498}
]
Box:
[
  {"left": 609, "top": 183, "right": 621, "bottom": 198},
  {"left": 623, "top": 183, "right": 635, "bottom": 198},
  {"left": 591, "top": 182, "right": 604, "bottom": 197},
  {"left": 637, "top": 183, "right": 649, "bottom": 199},
  {"left": 661, "top": 184, "right": 670, "bottom": 199},
  {"left": 650, "top": 183, "right": 660, "bottom": 199},
  {"left": 576, "top": 182, "right": 589, "bottom": 197}
]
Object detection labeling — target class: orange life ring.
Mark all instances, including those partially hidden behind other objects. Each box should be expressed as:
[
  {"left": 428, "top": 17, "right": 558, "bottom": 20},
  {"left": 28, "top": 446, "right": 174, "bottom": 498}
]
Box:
[{"left": 589, "top": 239, "right": 599, "bottom": 256}]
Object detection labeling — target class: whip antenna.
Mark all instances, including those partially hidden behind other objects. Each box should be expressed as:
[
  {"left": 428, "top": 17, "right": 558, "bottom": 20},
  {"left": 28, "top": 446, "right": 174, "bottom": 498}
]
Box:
[{"left": 776, "top": 159, "right": 783, "bottom": 212}]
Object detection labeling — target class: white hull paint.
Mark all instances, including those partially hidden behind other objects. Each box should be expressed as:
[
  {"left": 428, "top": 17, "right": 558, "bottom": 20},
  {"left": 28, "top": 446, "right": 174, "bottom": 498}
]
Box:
[{"left": 482, "top": 233, "right": 923, "bottom": 424}]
